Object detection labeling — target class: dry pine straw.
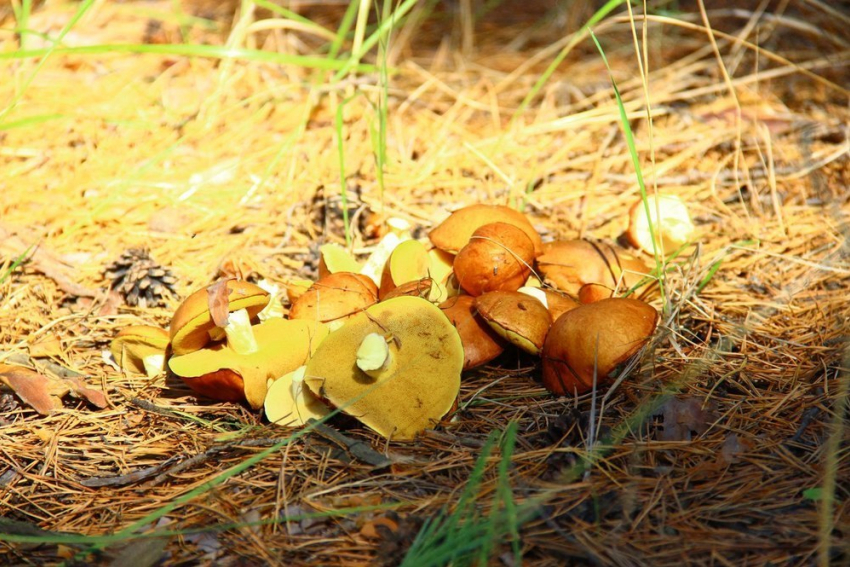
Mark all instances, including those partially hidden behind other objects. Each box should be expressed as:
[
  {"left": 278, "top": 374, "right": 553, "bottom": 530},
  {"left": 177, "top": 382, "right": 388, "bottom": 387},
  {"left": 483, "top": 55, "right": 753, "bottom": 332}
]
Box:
[{"left": 0, "top": 1, "right": 848, "bottom": 565}]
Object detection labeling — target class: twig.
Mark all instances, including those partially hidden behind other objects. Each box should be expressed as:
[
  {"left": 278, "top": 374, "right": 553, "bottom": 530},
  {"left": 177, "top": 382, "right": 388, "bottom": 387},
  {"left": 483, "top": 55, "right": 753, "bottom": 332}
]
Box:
[
  {"left": 79, "top": 456, "right": 181, "bottom": 488},
  {"left": 0, "top": 351, "right": 86, "bottom": 379},
  {"left": 787, "top": 406, "right": 821, "bottom": 444}
]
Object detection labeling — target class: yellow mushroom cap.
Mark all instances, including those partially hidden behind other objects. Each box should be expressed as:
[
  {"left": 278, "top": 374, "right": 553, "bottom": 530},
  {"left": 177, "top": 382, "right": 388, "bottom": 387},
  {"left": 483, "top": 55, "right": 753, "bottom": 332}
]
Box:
[
  {"left": 110, "top": 325, "right": 170, "bottom": 375},
  {"left": 169, "top": 280, "right": 269, "bottom": 356},
  {"left": 169, "top": 318, "right": 330, "bottom": 409},
  {"left": 303, "top": 296, "right": 463, "bottom": 441},
  {"left": 626, "top": 194, "right": 695, "bottom": 255},
  {"left": 265, "top": 366, "right": 331, "bottom": 427}
]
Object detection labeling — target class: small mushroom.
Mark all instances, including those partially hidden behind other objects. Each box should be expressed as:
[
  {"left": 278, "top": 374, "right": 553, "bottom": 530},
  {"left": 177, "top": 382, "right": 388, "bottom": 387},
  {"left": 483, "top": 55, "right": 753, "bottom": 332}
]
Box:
[
  {"left": 439, "top": 295, "right": 506, "bottom": 370},
  {"left": 429, "top": 204, "right": 543, "bottom": 256},
  {"left": 359, "top": 217, "right": 413, "bottom": 286},
  {"left": 318, "top": 243, "right": 363, "bottom": 280},
  {"left": 578, "top": 283, "right": 614, "bottom": 304},
  {"left": 284, "top": 278, "right": 314, "bottom": 305},
  {"left": 110, "top": 325, "right": 170, "bottom": 377},
  {"left": 379, "top": 239, "right": 430, "bottom": 299},
  {"left": 453, "top": 222, "right": 535, "bottom": 296},
  {"left": 626, "top": 194, "right": 695, "bottom": 255},
  {"left": 169, "top": 318, "right": 330, "bottom": 409},
  {"left": 541, "top": 298, "right": 658, "bottom": 396},
  {"left": 170, "top": 280, "right": 270, "bottom": 356},
  {"left": 517, "top": 286, "right": 580, "bottom": 321},
  {"left": 303, "top": 296, "right": 463, "bottom": 440},
  {"left": 427, "top": 247, "right": 460, "bottom": 303},
  {"left": 475, "top": 291, "right": 552, "bottom": 355},
  {"left": 289, "top": 272, "right": 378, "bottom": 324},
  {"left": 265, "top": 366, "right": 331, "bottom": 427}
]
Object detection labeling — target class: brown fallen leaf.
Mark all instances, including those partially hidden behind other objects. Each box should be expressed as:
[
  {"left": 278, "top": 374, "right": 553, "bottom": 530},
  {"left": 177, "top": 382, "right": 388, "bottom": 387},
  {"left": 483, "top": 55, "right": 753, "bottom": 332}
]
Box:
[
  {"left": 654, "top": 396, "right": 717, "bottom": 442},
  {"left": 207, "top": 278, "right": 232, "bottom": 328},
  {"left": 719, "top": 433, "right": 752, "bottom": 465},
  {"left": 0, "top": 223, "right": 97, "bottom": 298},
  {"left": 0, "top": 367, "right": 56, "bottom": 414},
  {"left": 28, "top": 336, "right": 64, "bottom": 359},
  {"left": 0, "top": 364, "right": 107, "bottom": 415}
]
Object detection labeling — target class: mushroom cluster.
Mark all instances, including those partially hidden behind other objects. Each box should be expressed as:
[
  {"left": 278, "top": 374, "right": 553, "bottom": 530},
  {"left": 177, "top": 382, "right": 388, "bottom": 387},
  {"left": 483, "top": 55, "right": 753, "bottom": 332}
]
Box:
[
  {"left": 110, "top": 198, "right": 693, "bottom": 439},
  {"left": 424, "top": 204, "right": 668, "bottom": 395}
]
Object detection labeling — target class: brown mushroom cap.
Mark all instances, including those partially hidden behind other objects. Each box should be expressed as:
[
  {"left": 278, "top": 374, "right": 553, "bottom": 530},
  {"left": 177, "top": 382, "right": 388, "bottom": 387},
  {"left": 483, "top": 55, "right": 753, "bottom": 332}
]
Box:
[
  {"left": 429, "top": 204, "right": 543, "bottom": 256},
  {"left": 536, "top": 240, "right": 652, "bottom": 297},
  {"left": 170, "top": 280, "right": 270, "bottom": 356},
  {"left": 541, "top": 297, "right": 658, "bottom": 396},
  {"left": 382, "top": 278, "right": 433, "bottom": 301},
  {"left": 303, "top": 296, "right": 463, "bottom": 441},
  {"left": 453, "top": 222, "right": 535, "bottom": 297},
  {"left": 289, "top": 272, "right": 378, "bottom": 323},
  {"left": 578, "top": 283, "right": 614, "bottom": 304},
  {"left": 110, "top": 325, "right": 170, "bottom": 375},
  {"left": 439, "top": 294, "right": 505, "bottom": 370},
  {"left": 475, "top": 291, "right": 552, "bottom": 355},
  {"left": 520, "top": 286, "right": 581, "bottom": 321},
  {"left": 169, "top": 318, "right": 330, "bottom": 409}
]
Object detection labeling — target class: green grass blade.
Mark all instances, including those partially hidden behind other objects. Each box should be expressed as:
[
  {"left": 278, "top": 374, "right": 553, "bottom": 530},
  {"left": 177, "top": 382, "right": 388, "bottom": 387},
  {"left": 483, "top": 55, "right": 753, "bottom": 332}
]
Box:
[
  {"left": 400, "top": 425, "right": 525, "bottom": 567},
  {"left": 509, "top": 0, "right": 626, "bottom": 127},
  {"left": 0, "top": 113, "right": 66, "bottom": 131},
  {"left": 0, "top": 43, "right": 377, "bottom": 73},
  {"left": 328, "top": 0, "right": 361, "bottom": 61},
  {"left": 0, "top": 245, "right": 34, "bottom": 285},
  {"left": 331, "top": 0, "right": 418, "bottom": 82},
  {"left": 2, "top": 0, "right": 97, "bottom": 124},
  {"left": 336, "top": 94, "right": 361, "bottom": 246},
  {"left": 589, "top": 30, "right": 666, "bottom": 307}
]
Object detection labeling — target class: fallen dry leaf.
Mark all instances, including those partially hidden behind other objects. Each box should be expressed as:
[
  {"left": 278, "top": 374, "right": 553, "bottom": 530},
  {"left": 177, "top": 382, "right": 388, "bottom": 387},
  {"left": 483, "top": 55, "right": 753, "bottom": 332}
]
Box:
[
  {"left": 719, "top": 433, "right": 752, "bottom": 465},
  {"left": 28, "top": 336, "right": 64, "bottom": 359},
  {"left": 0, "top": 367, "right": 57, "bottom": 414},
  {"left": 0, "top": 223, "right": 97, "bottom": 298},
  {"left": 207, "top": 279, "right": 231, "bottom": 328},
  {"left": 655, "top": 396, "right": 717, "bottom": 442},
  {"left": 0, "top": 364, "right": 107, "bottom": 415}
]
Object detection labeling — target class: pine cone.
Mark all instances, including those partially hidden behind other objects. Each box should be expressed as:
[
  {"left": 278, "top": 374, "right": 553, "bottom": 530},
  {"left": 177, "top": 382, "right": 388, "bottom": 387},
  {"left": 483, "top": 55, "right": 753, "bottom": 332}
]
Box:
[{"left": 104, "top": 249, "right": 178, "bottom": 308}]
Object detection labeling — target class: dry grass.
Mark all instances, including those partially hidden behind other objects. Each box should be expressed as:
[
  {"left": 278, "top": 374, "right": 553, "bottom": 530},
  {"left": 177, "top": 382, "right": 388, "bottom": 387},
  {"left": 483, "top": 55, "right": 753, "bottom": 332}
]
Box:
[{"left": 0, "top": 0, "right": 848, "bottom": 565}]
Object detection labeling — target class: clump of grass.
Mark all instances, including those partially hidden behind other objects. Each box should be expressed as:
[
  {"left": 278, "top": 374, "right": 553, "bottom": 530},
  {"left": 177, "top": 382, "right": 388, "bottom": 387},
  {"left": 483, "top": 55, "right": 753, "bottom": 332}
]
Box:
[
  {"left": 0, "top": 245, "right": 32, "bottom": 286},
  {"left": 402, "top": 422, "right": 525, "bottom": 567}
]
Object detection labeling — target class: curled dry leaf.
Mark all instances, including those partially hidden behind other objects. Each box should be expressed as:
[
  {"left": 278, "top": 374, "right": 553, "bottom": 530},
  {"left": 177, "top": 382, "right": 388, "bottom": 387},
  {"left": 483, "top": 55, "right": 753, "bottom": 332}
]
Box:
[
  {"left": 206, "top": 278, "right": 232, "bottom": 328},
  {"left": 720, "top": 433, "right": 751, "bottom": 465},
  {"left": 654, "top": 396, "right": 717, "bottom": 442},
  {"left": 0, "top": 364, "right": 107, "bottom": 415}
]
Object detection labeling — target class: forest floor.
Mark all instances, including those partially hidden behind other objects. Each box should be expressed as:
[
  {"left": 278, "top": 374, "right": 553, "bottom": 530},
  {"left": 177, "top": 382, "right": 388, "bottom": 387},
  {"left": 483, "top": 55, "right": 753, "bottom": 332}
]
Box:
[{"left": 0, "top": 0, "right": 848, "bottom": 565}]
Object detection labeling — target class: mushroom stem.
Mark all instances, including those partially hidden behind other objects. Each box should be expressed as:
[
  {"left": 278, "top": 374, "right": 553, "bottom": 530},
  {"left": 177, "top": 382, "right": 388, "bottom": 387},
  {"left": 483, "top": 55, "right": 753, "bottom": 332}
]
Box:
[
  {"left": 223, "top": 308, "right": 259, "bottom": 355},
  {"left": 356, "top": 332, "right": 391, "bottom": 378},
  {"left": 142, "top": 354, "right": 166, "bottom": 378}
]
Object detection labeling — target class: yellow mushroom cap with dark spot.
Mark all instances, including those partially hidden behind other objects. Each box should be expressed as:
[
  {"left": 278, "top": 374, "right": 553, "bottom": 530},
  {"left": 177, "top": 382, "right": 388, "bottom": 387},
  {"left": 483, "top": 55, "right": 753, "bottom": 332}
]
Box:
[{"left": 303, "top": 296, "right": 463, "bottom": 441}]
